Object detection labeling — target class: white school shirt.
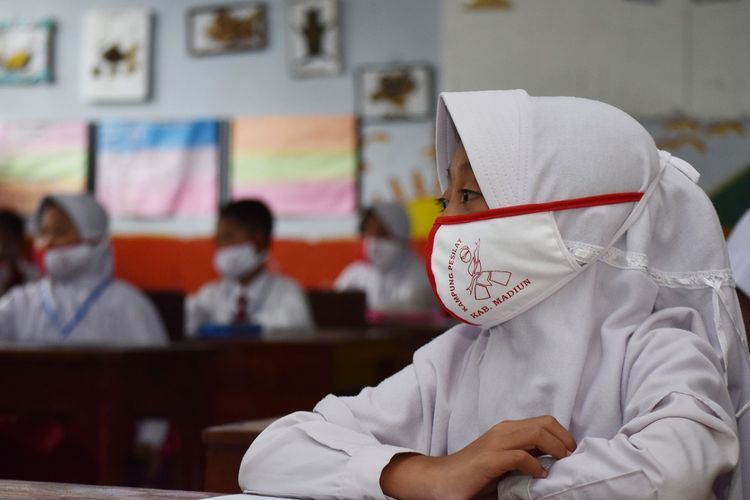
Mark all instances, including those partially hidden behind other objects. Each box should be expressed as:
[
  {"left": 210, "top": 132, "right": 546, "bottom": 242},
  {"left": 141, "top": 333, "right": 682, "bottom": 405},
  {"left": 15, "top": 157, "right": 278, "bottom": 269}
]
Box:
[
  {"left": 186, "top": 270, "right": 314, "bottom": 336},
  {"left": 239, "top": 263, "right": 741, "bottom": 500},
  {"left": 0, "top": 275, "right": 167, "bottom": 346},
  {"left": 334, "top": 251, "right": 436, "bottom": 312}
]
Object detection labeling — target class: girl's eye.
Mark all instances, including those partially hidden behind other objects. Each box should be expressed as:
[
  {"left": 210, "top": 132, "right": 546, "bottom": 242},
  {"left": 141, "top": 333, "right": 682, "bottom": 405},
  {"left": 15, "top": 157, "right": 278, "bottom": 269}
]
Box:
[
  {"left": 435, "top": 197, "right": 448, "bottom": 212},
  {"left": 460, "top": 189, "right": 481, "bottom": 203}
]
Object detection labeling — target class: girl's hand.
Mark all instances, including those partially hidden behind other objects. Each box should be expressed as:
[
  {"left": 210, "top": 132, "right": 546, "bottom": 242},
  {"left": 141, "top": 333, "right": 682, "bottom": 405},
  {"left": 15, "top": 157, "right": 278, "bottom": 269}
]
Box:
[{"left": 380, "top": 415, "right": 576, "bottom": 500}]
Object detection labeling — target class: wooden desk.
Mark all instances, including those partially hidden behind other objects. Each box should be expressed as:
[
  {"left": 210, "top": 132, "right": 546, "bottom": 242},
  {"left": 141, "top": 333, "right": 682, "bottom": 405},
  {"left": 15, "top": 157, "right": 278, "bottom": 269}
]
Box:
[
  {"left": 0, "top": 346, "right": 211, "bottom": 490},
  {"left": 0, "top": 479, "right": 218, "bottom": 499},
  {"left": 194, "top": 326, "right": 441, "bottom": 425},
  {"left": 0, "top": 325, "right": 444, "bottom": 492},
  {"left": 202, "top": 419, "right": 275, "bottom": 494}
]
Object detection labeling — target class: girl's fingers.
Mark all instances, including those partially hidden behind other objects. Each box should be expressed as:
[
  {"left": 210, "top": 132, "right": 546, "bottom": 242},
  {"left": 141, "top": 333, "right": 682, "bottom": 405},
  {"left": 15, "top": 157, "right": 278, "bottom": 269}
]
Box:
[{"left": 491, "top": 449, "right": 547, "bottom": 479}]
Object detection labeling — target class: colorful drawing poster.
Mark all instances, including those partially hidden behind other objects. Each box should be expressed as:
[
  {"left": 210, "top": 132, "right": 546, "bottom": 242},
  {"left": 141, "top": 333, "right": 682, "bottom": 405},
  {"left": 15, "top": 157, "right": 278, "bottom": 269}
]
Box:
[
  {"left": 0, "top": 121, "right": 87, "bottom": 214},
  {"left": 230, "top": 116, "right": 357, "bottom": 216},
  {"left": 96, "top": 120, "right": 219, "bottom": 218}
]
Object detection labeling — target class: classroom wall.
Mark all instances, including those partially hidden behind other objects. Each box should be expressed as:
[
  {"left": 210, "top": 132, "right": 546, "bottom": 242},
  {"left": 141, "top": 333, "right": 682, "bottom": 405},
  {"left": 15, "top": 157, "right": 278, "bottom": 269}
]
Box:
[
  {"left": 0, "top": 0, "right": 442, "bottom": 239},
  {"left": 442, "top": 0, "right": 750, "bottom": 119},
  {"left": 0, "top": 0, "right": 441, "bottom": 119}
]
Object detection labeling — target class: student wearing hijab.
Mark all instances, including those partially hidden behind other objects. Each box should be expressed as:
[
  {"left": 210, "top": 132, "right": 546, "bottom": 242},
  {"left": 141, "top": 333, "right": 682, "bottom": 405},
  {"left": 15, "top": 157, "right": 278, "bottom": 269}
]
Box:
[
  {"left": 238, "top": 91, "right": 750, "bottom": 499},
  {"left": 186, "top": 199, "right": 313, "bottom": 336},
  {"left": 335, "top": 202, "right": 436, "bottom": 313},
  {"left": 0, "top": 194, "right": 167, "bottom": 345},
  {"left": 728, "top": 209, "right": 750, "bottom": 337},
  {"left": 0, "top": 209, "right": 37, "bottom": 298}
]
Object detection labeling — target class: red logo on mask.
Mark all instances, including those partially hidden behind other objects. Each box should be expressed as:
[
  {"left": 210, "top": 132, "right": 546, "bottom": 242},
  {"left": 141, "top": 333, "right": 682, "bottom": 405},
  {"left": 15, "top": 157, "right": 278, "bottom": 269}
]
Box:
[{"left": 459, "top": 240, "right": 511, "bottom": 301}]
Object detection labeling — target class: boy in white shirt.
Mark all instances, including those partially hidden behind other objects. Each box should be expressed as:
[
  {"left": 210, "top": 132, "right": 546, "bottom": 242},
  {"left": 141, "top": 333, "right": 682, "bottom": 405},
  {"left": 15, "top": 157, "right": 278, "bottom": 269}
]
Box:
[{"left": 186, "top": 199, "right": 314, "bottom": 336}]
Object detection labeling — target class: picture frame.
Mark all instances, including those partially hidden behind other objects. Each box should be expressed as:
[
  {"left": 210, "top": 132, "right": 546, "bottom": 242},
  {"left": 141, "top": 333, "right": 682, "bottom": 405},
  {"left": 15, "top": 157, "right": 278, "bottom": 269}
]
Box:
[
  {"left": 187, "top": 2, "right": 267, "bottom": 56},
  {"left": 356, "top": 63, "right": 434, "bottom": 122},
  {"left": 286, "top": 0, "right": 342, "bottom": 78},
  {"left": 0, "top": 19, "right": 54, "bottom": 85},
  {"left": 80, "top": 9, "right": 152, "bottom": 103}
]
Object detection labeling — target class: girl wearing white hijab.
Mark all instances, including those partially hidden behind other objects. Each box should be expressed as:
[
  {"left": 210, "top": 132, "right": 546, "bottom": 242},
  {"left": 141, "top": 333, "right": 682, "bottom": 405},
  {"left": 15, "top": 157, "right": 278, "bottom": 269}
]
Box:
[
  {"left": 0, "top": 194, "right": 167, "bottom": 346},
  {"left": 239, "top": 91, "right": 750, "bottom": 499},
  {"left": 335, "top": 202, "right": 436, "bottom": 313}
]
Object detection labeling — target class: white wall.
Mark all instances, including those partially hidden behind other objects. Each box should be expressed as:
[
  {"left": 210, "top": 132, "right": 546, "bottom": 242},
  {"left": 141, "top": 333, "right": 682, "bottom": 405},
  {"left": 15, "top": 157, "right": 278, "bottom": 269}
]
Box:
[
  {"left": 0, "top": 0, "right": 441, "bottom": 238},
  {"left": 442, "top": 0, "right": 750, "bottom": 119}
]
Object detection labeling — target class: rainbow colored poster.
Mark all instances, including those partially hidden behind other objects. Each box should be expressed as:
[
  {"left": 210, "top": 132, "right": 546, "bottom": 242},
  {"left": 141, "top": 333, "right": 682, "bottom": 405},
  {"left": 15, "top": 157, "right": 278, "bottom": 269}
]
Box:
[
  {"left": 96, "top": 120, "right": 219, "bottom": 218},
  {"left": 230, "top": 116, "right": 357, "bottom": 215},
  {"left": 0, "top": 121, "right": 87, "bottom": 214}
]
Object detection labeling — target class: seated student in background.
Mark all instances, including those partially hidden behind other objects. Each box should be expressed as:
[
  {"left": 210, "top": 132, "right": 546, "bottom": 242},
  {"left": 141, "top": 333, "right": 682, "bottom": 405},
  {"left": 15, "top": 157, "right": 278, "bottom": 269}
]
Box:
[
  {"left": 728, "top": 208, "right": 750, "bottom": 336},
  {"left": 0, "top": 194, "right": 167, "bottom": 345},
  {"left": 0, "top": 209, "right": 38, "bottom": 298},
  {"left": 335, "top": 201, "right": 436, "bottom": 314},
  {"left": 186, "top": 199, "right": 314, "bottom": 336}
]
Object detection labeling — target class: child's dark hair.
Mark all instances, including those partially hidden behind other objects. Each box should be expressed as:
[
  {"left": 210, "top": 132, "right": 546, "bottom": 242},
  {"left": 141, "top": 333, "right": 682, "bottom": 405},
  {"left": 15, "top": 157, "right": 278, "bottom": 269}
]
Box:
[
  {"left": 219, "top": 199, "right": 273, "bottom": 240},
  {"left": 0, "top": 209, "right": 24, "bottom": 240}
]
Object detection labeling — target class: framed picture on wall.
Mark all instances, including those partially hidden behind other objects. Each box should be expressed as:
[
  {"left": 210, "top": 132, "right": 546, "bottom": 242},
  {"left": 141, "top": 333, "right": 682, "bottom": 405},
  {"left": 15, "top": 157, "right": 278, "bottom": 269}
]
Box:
[
  {"left": 0, "top": 19, "right": 54, "bottom": 85},
  {"left": 80, "top": 9, "right": 152, "bottom": 103},
  {"left": 187, "top": 2, "right": 267, "bottom": 56},
  {"left": 356, "top": 63, "right": 433, "bottom": 122},
  {"left": 286, "top": 0, "right": 342, "bottom": 78}
]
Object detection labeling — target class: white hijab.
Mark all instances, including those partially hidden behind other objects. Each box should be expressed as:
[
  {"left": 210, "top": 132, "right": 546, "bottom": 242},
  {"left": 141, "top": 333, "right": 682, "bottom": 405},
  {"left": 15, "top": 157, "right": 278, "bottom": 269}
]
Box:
[
  {"left": 437, "top": 90, "right": 750, "bottom": 497},
  {"left": 34, "top": 193, "right": 114, "bottom": 284},
  {"left": 369, "top": 202, "right": 411, "bottom": 242}
]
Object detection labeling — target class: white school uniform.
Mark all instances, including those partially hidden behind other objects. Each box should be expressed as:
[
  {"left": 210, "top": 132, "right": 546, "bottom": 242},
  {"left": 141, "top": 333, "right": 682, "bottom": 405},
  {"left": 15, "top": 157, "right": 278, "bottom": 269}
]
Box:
[
  {"left": 335, "top": 202, "right": 436, "bottom": 312},
  {"left": 186, "top": 269, "right": 314, "bottom": 336},
  {"left": 335, "top": 252, "right": 435, "bottom": 312},
  {"left": 239, "top": 91, "right": 750, "bottom": 499},
  {"left": 0, "top": 195, "right": 167, "bottom": 347}
]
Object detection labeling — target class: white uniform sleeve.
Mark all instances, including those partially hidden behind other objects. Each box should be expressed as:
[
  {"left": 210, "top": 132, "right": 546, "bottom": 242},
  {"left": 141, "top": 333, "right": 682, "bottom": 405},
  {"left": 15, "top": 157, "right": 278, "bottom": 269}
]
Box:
[
  {"left": 185, "top": 285, "right": 214, "bottom": 337},
  {"left": 264, "top": 279, "right": 314, "bottom": 333},
  {"left": 238, "top": 326, "right": 476, "bottom": 499},
  {"left": 498, "top": 309, "right": 740, "bottom": 500},
  {"left": 333, "top": 263, "right": 365, "bottom": 292},
  {"left": 0, "top": 291, "right": 16, "bottom": 341},
  {"left": 123, "top": 287, "right": 169, "bottom": 346}
]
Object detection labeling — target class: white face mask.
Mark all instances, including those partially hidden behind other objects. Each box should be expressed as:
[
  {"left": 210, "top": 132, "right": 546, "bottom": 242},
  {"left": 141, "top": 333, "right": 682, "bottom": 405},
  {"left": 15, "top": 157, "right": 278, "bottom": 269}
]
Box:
[
  {"left": 427, "top": 184, "right": 663, "bottom": 328},
  {"left": 214, "top": 243, "right": 265, "bottom": 279},
  {"left": 364, "top": 237, "right": 404, "bottom": 271},
  {"left": 44, "top": 243, "right": 96, "bottom": 280}
]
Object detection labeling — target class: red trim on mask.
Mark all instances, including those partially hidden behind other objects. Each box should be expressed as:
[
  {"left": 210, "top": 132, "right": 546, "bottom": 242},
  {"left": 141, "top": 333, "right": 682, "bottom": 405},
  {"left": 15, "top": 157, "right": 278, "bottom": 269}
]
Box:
[
  {"left": 424, "top": 191, "right": 644, "bottom": 327},
  {"left": 425, "top": 219, "right": 481, "bottom": 326},
  {"left": 434, "top": 192, "right": 644, "bottom": 226}
]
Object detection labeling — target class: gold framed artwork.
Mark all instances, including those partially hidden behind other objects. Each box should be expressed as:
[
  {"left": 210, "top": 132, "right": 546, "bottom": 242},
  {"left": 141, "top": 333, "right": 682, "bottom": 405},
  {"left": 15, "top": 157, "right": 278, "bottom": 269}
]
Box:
[
  {"left": 187, "top": 2, "right": 267, "bottom": 56},
  {"left": 356, "top": 63, "right": 433, "bottom": 122}
]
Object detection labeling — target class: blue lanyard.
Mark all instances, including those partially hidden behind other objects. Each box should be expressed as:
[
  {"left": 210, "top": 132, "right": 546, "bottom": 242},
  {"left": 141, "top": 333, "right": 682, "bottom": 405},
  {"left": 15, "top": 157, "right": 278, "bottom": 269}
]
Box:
[{"left": 40, "top": 276, "right": 114, "bottom": 339}]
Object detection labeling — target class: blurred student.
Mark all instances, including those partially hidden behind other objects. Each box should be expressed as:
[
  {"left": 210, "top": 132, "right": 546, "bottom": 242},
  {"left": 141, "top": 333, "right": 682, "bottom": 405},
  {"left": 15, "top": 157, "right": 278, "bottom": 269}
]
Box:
[
  {"left": 0, "top": 209, "right": 37, "bottom": 297},
  {"left": 335, "top": 202, "right": 435, "bottom": 313},
  {"left": 186, "top": 199, "right": 314, "bottom": 336},
  {"left": 728, "top": 208, "right": 750, "bottom": 336},
  {"left": 0, "top": 194, "right": 167, "bottom": 345}
]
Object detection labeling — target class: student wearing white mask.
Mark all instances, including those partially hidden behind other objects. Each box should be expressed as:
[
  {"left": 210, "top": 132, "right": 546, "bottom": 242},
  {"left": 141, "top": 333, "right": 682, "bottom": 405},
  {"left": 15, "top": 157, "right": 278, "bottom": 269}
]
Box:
[
  {"left": 186, "top": 199, "right": 313, "bottom": 336},
  {"left": 0, "top": 194, "right": 167, "bottom": 345},
  {"left": 239, "top": 91, "right": 750, "bottom": 499},
  {"left": 335, "top": 202, "right": 436, "bottom": 313}
]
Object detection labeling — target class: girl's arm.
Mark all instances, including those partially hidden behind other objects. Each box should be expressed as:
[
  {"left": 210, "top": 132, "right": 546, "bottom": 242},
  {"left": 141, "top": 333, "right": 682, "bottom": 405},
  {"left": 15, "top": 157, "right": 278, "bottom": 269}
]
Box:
[{"left": 498, "top": 308, "right": 740, "bottom": 500}]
